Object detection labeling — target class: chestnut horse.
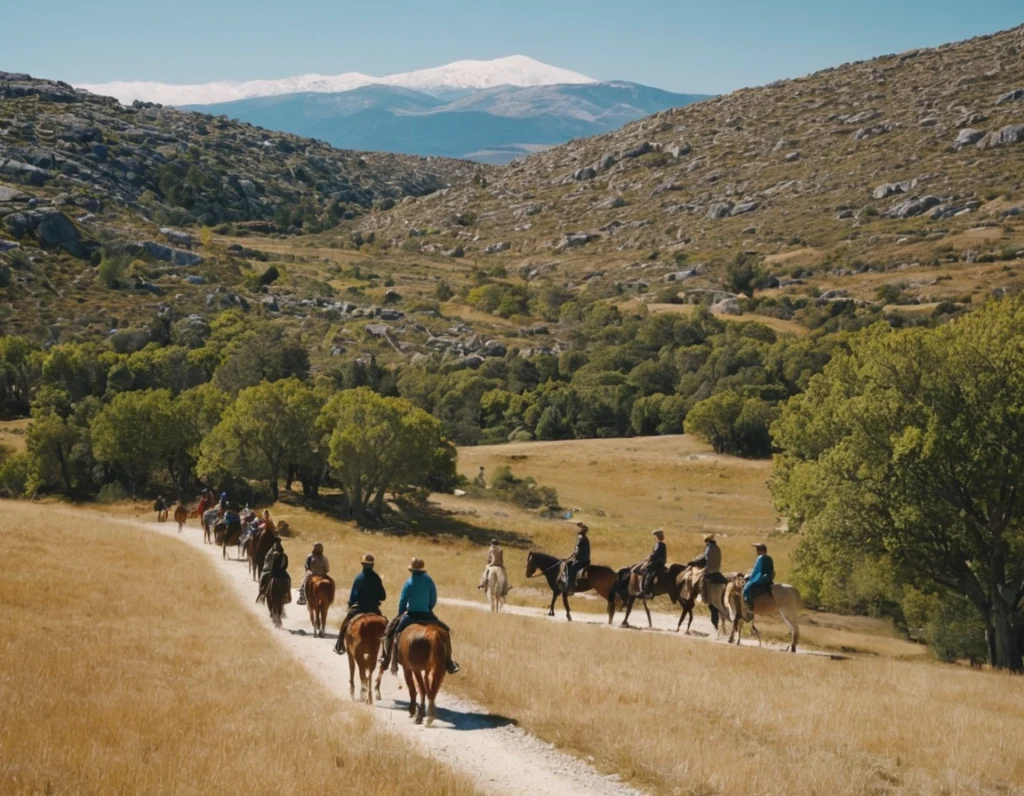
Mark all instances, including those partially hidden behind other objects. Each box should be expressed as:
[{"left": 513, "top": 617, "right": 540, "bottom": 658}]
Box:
[
  {"left": 251, "top": 527, "right": 277, "bottom": 582},
  {"left": 396, "top": 623, "right": 450, "bottom": 726},
  {"left": 524, "top": 550, "right": 619, "bottom": 622},
  {"left": 173, "top": 503, "right": 188, "bottom": 533},
  {"left": 724, "top": 575, "right": 802, "bottom": 652},
  {"left": 266, "top": 573, "right": 290, "bottom": 629},
  {"left": 305, "top": 575, "right": 335, "bottom": 637},
  {"left": 346, "top": 613, "right": 387, "bottom": 704}
]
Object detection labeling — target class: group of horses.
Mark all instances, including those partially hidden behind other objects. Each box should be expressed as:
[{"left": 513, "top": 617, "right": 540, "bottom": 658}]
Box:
[
  {"left": 523, "top": 550, "right": 802, "bottom": 652},
  {"left": 167, "top": 502, "right": 453, "bottom": 727}
]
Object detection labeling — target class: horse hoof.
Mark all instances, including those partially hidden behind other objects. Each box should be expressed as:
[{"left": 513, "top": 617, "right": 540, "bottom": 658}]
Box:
[{"left": 425, "top": 717, "right": 434, "bottom": 728}]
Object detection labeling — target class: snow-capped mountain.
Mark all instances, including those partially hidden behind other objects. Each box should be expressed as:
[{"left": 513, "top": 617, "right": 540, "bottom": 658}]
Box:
[{"left": 78, "top": 55, "right": 594, "bottom": 106}]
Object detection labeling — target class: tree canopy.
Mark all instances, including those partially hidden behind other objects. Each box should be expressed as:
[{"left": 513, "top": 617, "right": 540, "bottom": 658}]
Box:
[{"left": 771, "top": 299, "right": 1024, "bottom": 670}]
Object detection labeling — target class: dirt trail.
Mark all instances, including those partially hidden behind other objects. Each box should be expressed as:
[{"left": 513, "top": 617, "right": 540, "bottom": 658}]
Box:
[{"left": 120, "top": 515, "right": 642, "bottom": 796}]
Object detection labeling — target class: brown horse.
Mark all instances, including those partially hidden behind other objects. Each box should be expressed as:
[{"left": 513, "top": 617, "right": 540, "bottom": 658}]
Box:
[
  {"left": 616, "top": 562, "right": 689, "bottom": 628},
  {"left": 251, "top": 526, "right": 277, "bottom": 581},
  {"left": 215, "top": 516, "right": 242, "bottom": 559},
  {"left": 525, "top": 551, "right": 620, "bottom": 622},
  {"left": 266, "top": 574, "right": 290, "bottom": 628},
  {"left": 724, "top": 575, "right": 802, "bottom": 652},
  {"left": 173, "top": 503, "right": 188, "bottom": 533},
  {"left": 396, "top": 623, "right": 450, "bottom": 726},
  {"left": 345, "top": 613, "right": 387, "bottom": 704},
  {"left": 305, "top": 575, "right": 335, "bottom": 637}
]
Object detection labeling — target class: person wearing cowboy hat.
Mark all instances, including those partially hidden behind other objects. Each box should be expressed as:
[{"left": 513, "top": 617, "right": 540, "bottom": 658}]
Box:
[
  {"left": 743, "top": 542, "right": 775, "bottom": 608},
  {"left": 477, "top": 538, "right": 510, "bottom": 595},
  {"left": 639, "top": 529, "right": 668, "bottom": 599},
  {"left": 334, "top": 553, "right": 387, "bottom": 655},
  {"left": 381, "top": 558, "right": 460, "bottom": 674},
  {"left": 561, "top": 522, "right": 591, "bottom": 595},
  {"left": 296, "top": 541, "right": 330, "bottom": 606},
  {"left": 687, "top": 533, "right": 726, "bottom": 603}
]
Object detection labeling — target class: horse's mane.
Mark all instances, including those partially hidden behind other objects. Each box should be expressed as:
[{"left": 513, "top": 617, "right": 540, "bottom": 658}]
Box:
[{"left": 528, "top": 550, "right": 562, "bottom": 567}]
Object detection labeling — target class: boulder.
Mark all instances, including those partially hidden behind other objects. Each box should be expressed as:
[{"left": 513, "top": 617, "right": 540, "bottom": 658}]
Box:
[
  {"left": 706, "top": 202, "right": 734, "bottom": 220},
  {"left": 141, "top": 241, "right": 204, "bottom": 266},
  {"left": 730, "top": 201, "right": 759, "bottom": 216},
  {"left": 951, "top": 128, "right": 986, "bottom": 150},
  {"left": 378, "top": 308, "right": 403, "bottom": 321},
  {"left": 886, "top": 195, "right": 941, "bottom": 219},
  {"left": 262, "top": 296, "right": 280, "bottom": 312},
  {"left": 483, "top": 241, "right": 511, "bottom": 254},
  {"left": 666, "top": 142, "right": 692, "bottom": 158},
  {"left": 873, "top": 181, "right": 911, "bottom": 200},
  {"left": 622, "top": 142, "right": 655, "bottom": 159},
  {"left": 995, "top": 89, "right": 1024, "bottom": 105},
  {"left": 977, "top": 124, "right": 1024, "bottom": 150},
  {"left": 160, "top": 227, "right": 193, "bottom": 247},
  {"left": 559, "top": 232, "right": 597, "bottom": 249},
  {"left": 596, "top": 196, "right": 626, "bottom": 210},
  {"left": 364, "top": 324, "right": 389, "bottom": 338},
  {"left": 711, "top": 298, "right": 741, "bottom": 316},
  {"left": 784, "top": 151, "right": 800, "bottom": 162},
  {"left": 0, "top": 186, "right": 32, "bottom": 204},
  {"left": 571, "top": 167, "right": 597, "bottom": 181}
]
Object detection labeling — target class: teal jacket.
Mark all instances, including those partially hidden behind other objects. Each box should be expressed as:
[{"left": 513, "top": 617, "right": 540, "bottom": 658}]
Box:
[
  {"left": 399, "top": 570, "right": 437, "bottom": 614},
  {"left": 748, "top": 554, "right": 775, "bottom": 587}
]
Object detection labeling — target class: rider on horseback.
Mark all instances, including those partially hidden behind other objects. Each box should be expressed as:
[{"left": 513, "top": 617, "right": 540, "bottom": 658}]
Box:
[
  {"left": 477, "top": 539, "right": 510, "bottom": 596},
  {"left": 257, "top": 539, "right": 291, "bottom": 604},
  {"left": 334, "top": 553, "right": 387, "bottom": 655},
  {"left": 688, "top": 533, "right": 727, "bottom": 603},
  {"left": 639, "top": 529, "right": 667, "bottom": 598},
  {"left": 296, "top": 542, "right": 329, "bottom": 606},
  {"left": 743, "top": 543, "right": 774, "bottom": 608},
  {"left": 560, "top": 523, "right": 590, "bottom": 595},
  {"left": 381, "top": 558, "right": 459, "bottom": 675}
]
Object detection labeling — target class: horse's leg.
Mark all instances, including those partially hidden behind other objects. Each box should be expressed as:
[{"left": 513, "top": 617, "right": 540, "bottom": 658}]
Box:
[
  {"left": 403, "top": 666, "right": 418, "bottom": 719},
  {"left": 374, "top": 651, "right": 386, "bottom": 700},
  {"left": 606, "top": 595, "right": 616, "bottom": 625},
  {"left": 348, "top": 650, "right": 357, "bottom": 701},
  {"left": 676, "top": 603, "right": 686, "bottom": 632},
  {"left": 562, "top": 592, "right": 572, "bottom": 622},
  {"left": 621, "top": 597, "right": 633, "bottom": 627},
  {"left": 751, "top": 620, "right": 761, "bottom": 648},
  {"left": 782, "top": 607, "right": 799, "bottom": 653},
  {"left": 686, "top": 605, "right": 695, "bottom": 634},
  {"left": 642, "top": 597, "right": 652, "bottom": 629},
  {"left": 413, "top": 669, "right": 428, "bottom": 725},
  {"left": 548, "top": 589, "right": 557, "bottom": 617},
  {"left": 426, "top": 665, "right": 445, "bottom": 728}
]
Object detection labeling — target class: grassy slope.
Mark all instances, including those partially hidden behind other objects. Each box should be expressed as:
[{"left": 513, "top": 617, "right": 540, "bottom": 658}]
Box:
[{"left": 0, "top": 502, "right": 473, "bottom": 796}]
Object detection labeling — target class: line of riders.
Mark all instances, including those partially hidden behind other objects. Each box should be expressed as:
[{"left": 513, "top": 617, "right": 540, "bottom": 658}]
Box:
[
  {"left": 163, "top": 491, "right": 775, "bottom": 670},
  {"left": 558, "top": 521, "right": 774, "bottom": 610}
]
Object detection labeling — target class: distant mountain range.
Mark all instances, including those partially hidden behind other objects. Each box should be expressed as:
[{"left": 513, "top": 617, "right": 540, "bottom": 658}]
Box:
[
  {"left": 78, "top": 57, "right": 709, "bottom": 164},
  {"left": 182, "top": 81, "right": 709, "bottom": 162}
]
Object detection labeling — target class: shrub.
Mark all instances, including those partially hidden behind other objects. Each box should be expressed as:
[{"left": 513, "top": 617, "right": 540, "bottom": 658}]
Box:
[
  {"left": 96, "top": 482, "right": 129, "bottom": 503},
  {"left": 0, "top": 446, "right": 29, "bottom": 497},
  {"left": 257, "top": 265, "right": 280, "bottom": 286},
  {"left": 489, "top": 465, "right": 560, "bottom": 511},
  {"left": 434, "top": 280, "right": 454, "bottom": 302},
  {"left": 97, "top": 255, "right": 128, "bottom": 289}
]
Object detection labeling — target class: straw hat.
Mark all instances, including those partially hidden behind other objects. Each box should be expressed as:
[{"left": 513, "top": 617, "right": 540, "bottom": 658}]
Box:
[
  {"left": 651, "top": 528, "right": 665, "bottom": 538},
  {"left": 409, "top": 557, "right": 425, "bottom": 572},
  {"left": 361, "top": 553, "right": 375, "bottom": 566}
]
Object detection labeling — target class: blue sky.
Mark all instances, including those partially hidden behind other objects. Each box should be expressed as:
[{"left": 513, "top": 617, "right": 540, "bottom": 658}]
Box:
[{"left": 5, "top": 1, "right": 1021, "bottom": 93}]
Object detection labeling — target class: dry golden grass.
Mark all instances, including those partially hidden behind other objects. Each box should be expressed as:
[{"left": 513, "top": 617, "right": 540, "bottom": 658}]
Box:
[
  {"left": 644, "top": 302, "right": 809, "bottom": 337},
  {"left": 442, "top": 604, "right": 1024, "bottom": 796},
  {"left": 0, "top": 418, "right": 30, "bottom": 452},
  {"left": 0, "top": 502, "right": 473, "bottom": 796}
]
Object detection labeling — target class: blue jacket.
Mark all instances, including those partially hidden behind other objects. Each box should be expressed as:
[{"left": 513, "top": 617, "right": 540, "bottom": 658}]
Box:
[
  {"left": 399, "top": 571, "right": 437, "bottom": 614},
  {"left": 748, "top": 554, "right": 775, "bottom": 587},
  {"left": 348, "top": 567, "right": 386, "bottom": 612}
]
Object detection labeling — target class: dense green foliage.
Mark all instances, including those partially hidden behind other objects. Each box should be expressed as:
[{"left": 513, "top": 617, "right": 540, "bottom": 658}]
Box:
[{"left": 772, "top": 299, "right": 1024, "bottom": 670}]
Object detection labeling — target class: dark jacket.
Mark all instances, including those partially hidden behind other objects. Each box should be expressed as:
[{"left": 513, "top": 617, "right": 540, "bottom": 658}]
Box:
[
  {"left": 571, "top": 533, "right": 591, "bottom": 565},
  {"left": 646, "top": 540, "right": 667, "bottom": 569},
  {"left": 267, "top": 549, "right": 289, "bottom": 577},
  {"left": 349, "top": 567, "right": 386, "bottom": 612}
]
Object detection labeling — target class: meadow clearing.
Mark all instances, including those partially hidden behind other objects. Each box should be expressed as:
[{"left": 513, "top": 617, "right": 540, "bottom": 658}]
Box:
[{"left": 0, "top": 501, "right": 473, "bottom": 796}]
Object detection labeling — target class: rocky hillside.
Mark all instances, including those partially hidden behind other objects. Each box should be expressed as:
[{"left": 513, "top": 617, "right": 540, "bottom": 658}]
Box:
[
  {"left": 0, "top": 72, "right": 480, "bottom": 233},
  {"left": 356, "top": 25, "right": 1024, "bottom": 304}
]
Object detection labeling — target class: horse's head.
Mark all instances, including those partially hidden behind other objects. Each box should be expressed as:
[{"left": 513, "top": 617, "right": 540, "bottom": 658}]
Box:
[{"left": 525, "top": 551, "right": 539, "bottom": 578}]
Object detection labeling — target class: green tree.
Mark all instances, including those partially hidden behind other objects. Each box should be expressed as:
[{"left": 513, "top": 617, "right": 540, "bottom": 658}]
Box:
[
  {"left": 684, "top": 391, "right": 776, "bottom": 456},
  {"left": 199, "top": 379, "right": 323, "bottom": 501},
  {"left": 771, "top": 300, "right": 1024, "bottom": 670},
  {"left": 213, "top": 324, "right": 310, "bottom": 394},
  {"left": 319, "top": 387, "right": 455, "bottom": 521},
  {"left": 725, "top": 252, "right": 764, "bottom": 298},
  {"left": 25, "top": 388, "right": 100, "bottom": 497},
  {"left": 91, "top": 389, "right": 177, "bottom": 496}
]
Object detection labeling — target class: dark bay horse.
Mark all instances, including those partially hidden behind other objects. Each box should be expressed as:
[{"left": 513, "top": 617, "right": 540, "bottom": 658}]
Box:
[
  {"left": 616, "top": 563, "right": 689, "bottom": 628},
  {"left": 525, "top": 550, "right": 620, "bottom": 622}
]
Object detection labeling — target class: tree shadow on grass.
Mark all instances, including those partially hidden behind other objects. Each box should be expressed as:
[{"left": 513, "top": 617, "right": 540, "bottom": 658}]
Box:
[{"left": 289, "top": 493, "right": 532, "bottom": 549}]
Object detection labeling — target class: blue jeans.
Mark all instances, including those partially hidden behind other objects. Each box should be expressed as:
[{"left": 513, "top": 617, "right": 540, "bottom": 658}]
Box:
[{"left": 743, "top": 580, "right": 771, "bottom": 607}]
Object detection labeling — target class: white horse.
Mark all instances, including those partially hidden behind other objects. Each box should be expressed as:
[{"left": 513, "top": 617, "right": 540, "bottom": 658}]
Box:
[
  {"left": 724, "top": 575, "right": 802, "bottom": 652},
  {"left": 484, "top": 565, "right": 509, "bottom": 612}
]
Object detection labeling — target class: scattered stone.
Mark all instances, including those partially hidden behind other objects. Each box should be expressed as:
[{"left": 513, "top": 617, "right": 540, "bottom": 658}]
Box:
[
  {"left": 886, "top": 195, "right": 941, "bottom": 219},
  {"left": 951, "top": 128, "right": 986, "bottom": 150},
  {"left": 977, "top": 124, "right": 1024, "bottom": 149},
  {"left": 995, "top": 89, "right": 1024, "bottom": 105},
  {"left": 483, "top": 241, "right": 511, "bottom": 254},
  {"left": 711, "top": 297, "right": 741, "bottom": 315},
  {"left": 784, "top": 151, "right": 800, "bottom": 162},
  {"left": 730, "top": 201, "right": 759, "bottom": 216},
  {"left": 140, "top": 241, "right": 204, "bottom": 266},
  {"left": 706, "top": 202, "right": 734, "bottom": 220}
]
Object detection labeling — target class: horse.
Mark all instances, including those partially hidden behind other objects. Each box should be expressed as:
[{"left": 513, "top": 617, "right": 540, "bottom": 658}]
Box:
[
  {"left": 201, "top": 507, "right": 220, "bottom": 545},
  {"left": 724, "top": 575, "right": 802, "bottom": 652},
  {"left": 266, "top": 573, "right": 290, "bottom": 628},
  {"left": 395, "top": 623, "right": 450, "bottom": 726},
  {"left": 613, "top": 562, "right": 683, "bottom": 627},
  {"left": 214, "top": 516, "right": 242, "bottom": 559},
  {"left": 305, "top": 574, "right": 335, "bottom": 637},
  {"left": 675, "top": 567, "right": 734, "bottom": 637},
  {"left": 483, "top": 565, "right": 509, "bottom": 613},
  {"left": 345, "top": 613, "right": 387, "bottom": 704},
  {"left": 173, "top": 503, "right": 188, "bottom": 533},
  {"left": 251, "top": 527, "right": 277, "bottom": 582},
  {"left": 525, "top": 550, "right": 619, "bottom": 622}
]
